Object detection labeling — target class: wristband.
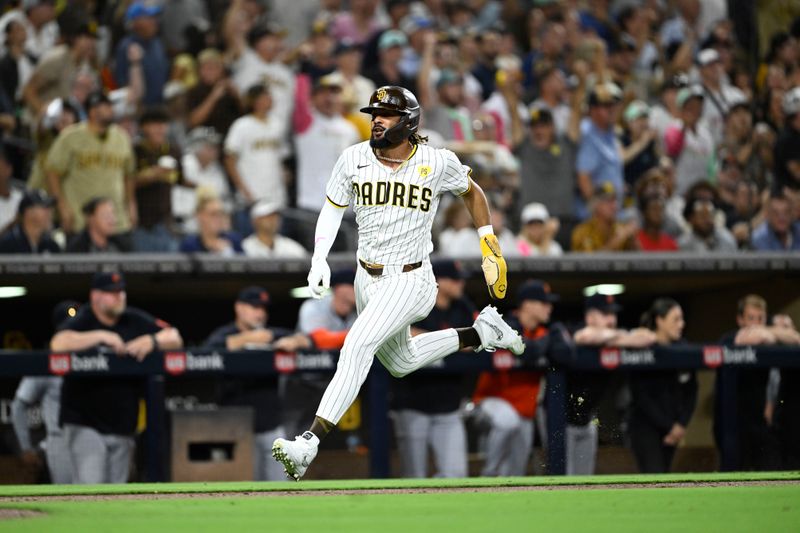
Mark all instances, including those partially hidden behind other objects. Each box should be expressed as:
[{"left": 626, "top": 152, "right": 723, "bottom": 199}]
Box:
[
  {"left": 150, "top": 333, "right": 159, "bottom": 351},
  {"left": 477, "top": 225, "right": 494, "bottom": 238}
]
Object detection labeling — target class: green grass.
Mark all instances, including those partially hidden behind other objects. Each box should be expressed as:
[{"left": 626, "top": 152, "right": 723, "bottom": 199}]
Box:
[{"left": 0, "top": 473, "right": 798, "bottom": 532}]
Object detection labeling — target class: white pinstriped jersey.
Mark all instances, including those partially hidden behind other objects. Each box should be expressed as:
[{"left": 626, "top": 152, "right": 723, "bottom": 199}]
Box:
[{"left": 326, "top": 141, "right": 471, "bottom": 265}]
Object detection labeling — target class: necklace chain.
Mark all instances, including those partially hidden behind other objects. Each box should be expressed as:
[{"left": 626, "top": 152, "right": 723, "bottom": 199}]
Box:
[{"left": 375, "top": 149, "right": 408, "bottom": 163}]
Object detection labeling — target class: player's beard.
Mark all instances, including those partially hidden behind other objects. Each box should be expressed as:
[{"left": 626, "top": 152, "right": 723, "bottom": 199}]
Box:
[{"left": 369, "top": 126, "right": 393, "bottom": 149}]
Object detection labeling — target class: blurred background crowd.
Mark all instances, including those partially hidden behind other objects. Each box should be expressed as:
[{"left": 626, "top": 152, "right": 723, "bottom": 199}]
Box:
[{"left": 0, "top": 0, "right": 799, "bottom": 258}]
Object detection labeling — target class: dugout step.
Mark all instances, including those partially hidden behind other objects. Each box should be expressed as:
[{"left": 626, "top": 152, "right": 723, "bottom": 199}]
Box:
[{"left": 170, "top": 408, "right": 254, "bottom": 482}]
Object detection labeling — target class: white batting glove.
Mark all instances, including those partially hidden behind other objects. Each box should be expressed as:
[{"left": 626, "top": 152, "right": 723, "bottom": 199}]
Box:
[{"left": 307, "top": 257, "right": 331, "bottom": 299}]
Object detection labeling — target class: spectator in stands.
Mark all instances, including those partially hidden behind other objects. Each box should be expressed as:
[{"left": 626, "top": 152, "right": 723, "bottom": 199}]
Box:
[
  {"left": 472, "top": 280, "right": 564, "bottom": 476},
  {"left": 471, "top": 26, "right": 501, "bottom": 100},
  {"left": 329, "top": 0, "right": 382, "bottom": 46},
  {"left": 51, "top": 271, "right": 183, "bottom": 483},
  {"left": 297, "top": 23, "right": 337, "bottom": 83},
  {"left": 621, "top": 100, "right": 659, "bottom": 200},
  {"left": 636, "top": 195, "right": 679, "bottom": 252},
  {"left": 576, "top": 82, "right": 624, "bottom": 220},
  {"left": 617, "top": 4, "right": 659, "bottom": 79},
  {"left": 205, "top": 286, "right": 311, "bottom": 481},
  {"left": 567, "top": 293, "right": 656, "bottom": 475},
  {"left": 294, "top": 75, "right": 360, "bottom": 217},
  {"left": 287, "top": 270, "right": 357, "bottom": 442},
  {"left": 678, "top": 195, "right": 738, "bottom": 252},
  {"left": 114, "top": 2, "right": 168, "bottom": 105},
  {"left": 10, "top": 299, "right": 78, "bottom": 485},
  {"left": 522, "top": 22, "right": 568, "bottom": 97},
  {"left": 529, "top": 65, "right": 570, "bottom": 137},
  {"left": 45, "top": 91, "right": 135, "bottom": 236},
  {"left": 630, "top": 298, "right": 697, "bottom": 474},
  {"left": 0, "top": 19, "right": 35, "bottom": 106},
  {"left": 607, "top": 33, "right": 639, "bottom": 96},
  {"left": 664, "top": 86, "right": 715, "bottom": 196},
  {"left": 173, "top": 128, "right": 230, "bottom": 235},
  {"left": 514, "top": 106, "right": 578, "bottom": 233},
  {"left": 242, "top": 200, "right": 308, "bottom": 259},
  {"left": 516, "top": 202, "right": 562, "bottom": 257},
  {"left": 179, "top": 188, "right": 243, "bottom": 255},
  {"left": 225, "top": 83, "right": 287, "bottom": 233},
  {"left": 0, "top": 189, "right": 60, "bottom": 254},
  {"left": 420, "top": 69, "right": 474, "bottom": 142},
  {"left": 27, "top": 99, "right": 79, "bottom": 194},
  {"left": 132, "top": 107, "right": 183, "bottom": 253},
  {"left": 226, "top": 18, "right": 294, "bottom": 131},
  {"left": 660, "top": 0, "right": 702, "bottom": 52},
  {"left": 398, "top": 16, "right": 435, "bottom": 80},
  {"left": 715, "top": 294, "right": 800, "bottom": 471},
  {"left": 186, "top": 48, "right": 242, "bottom": 137},
  {"left": 480, "top": 56, "right": 527, "bottom": 148},
  {"left": 22, "top": 21, "right": 96, "bottom": 117},
  {"left": 571, "top": 182, "right": 639, "bottom": 252},
  {"left": 0, "top": 0, "right": 58, "bottom": 62},
  {"left": 721, "top": 179, "right": 760, "bottom": 249},
  {"left": 751, "top": 192, "right": 800, "bottom": 251},
  {"left": 391, "top": 260, "right": 473, "bottom": 478},
  {"left": 66, "top": 197, "right": 130, "bottom": 253},
  {"left": 0, "top": 147, "right": 23, "bottom": 233},
  {"left": 649, "top": 74, "right": 688, "bottom": 144},
  {"left": 326, "top": 40, "right": 375, "bottom": 117},
  {"left": 773, "top": 87, "right": 800, "bottom": 203},
  {"left": 360, "top": 0, "right": 411, "bottom": 72},
  {"left": 697, "top": 48, "right": 746, "bottom": 145},
  {"left": 364, "top": 30, "right": 416, "bottom": 93}
]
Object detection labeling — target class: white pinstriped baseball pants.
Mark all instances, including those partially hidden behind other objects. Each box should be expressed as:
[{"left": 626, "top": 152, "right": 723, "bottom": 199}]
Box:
[{"left": 316, "top": 261, "right": 461, "bottom": 425}]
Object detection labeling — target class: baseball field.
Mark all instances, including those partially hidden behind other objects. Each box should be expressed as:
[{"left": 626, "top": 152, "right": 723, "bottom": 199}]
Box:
[{"left": 0, "top": 472, "right": 797, "bottom": 532}]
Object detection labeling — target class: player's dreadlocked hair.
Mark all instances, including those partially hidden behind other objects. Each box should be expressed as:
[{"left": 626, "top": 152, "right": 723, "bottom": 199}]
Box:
[{"left": 410, "top": 132, "right": 428, "bottom": 145}]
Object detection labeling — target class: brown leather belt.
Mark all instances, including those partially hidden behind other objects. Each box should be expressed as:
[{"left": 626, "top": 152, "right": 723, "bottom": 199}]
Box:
[{"left": 359, "top": 258, "right": 422, "bottom": 277}]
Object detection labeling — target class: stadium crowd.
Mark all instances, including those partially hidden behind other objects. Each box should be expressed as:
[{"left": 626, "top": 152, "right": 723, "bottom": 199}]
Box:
[{"left": 0, "top": 0, "right": 798, "bottom": 255}]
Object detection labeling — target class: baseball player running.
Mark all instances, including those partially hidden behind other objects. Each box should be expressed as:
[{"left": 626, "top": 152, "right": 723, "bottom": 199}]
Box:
[{"left": 272, "top": 86, "right": 524, "bottom": 480}]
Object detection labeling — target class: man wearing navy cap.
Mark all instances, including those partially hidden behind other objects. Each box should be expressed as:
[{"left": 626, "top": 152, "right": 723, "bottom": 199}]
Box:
[
  {"left": 567, "top": 293, "right": 655, "bottom": 475},
  {"left": 50, "top": 272, "right": 183, "bottom": 483},
  {"left": 392, "top": 259, "right": 475, "bottom": 478},
  {"left": 0, "top": 189, "right": 61, "bottom": 254},
  {"left": 114, "top": 1, "right": 168, "bottom": 105},
  {"left": 205, "top": 286, "right": 312, "bottom": 481},
  {"left": 472, "top": 279, "right": 569, "bottom": 476}
]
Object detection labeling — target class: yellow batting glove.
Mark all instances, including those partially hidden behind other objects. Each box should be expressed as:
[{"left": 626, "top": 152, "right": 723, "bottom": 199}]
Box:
[{"left": 480, "top": 234, "right": 507, "bottom": 300}]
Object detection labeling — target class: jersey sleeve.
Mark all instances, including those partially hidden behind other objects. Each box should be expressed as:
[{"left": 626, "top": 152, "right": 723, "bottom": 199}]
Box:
[
  {"left": 440, "top": 149, "right": 472, "bottom": 196},
  {"left": 224, "top": 120, "right": 244, "bottom": 156},
  {"left": 128, "top": 308, "right": 169, "bottom": 336},
  {"left": 44, "top": 131, "right": 73, "bottom": 175},
  {"left": 324, "top": 151, "right": 353, "bottom": 208}
]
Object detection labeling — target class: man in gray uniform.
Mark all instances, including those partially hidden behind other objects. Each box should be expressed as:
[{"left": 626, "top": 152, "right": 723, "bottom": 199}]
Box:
[
  {"left": 11, "top": 300, "right": 79, "bottom": 484},
  {"left": 568, "top": 293, "right": 655, "bottom": 475},
  {"left": 391, "top": 259, "right": 475, "bottom": 478}
]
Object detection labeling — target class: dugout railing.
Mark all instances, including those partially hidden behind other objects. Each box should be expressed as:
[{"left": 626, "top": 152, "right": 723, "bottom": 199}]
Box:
[{"left": 0, "top": 344, "right": 798, "bottom": 480}]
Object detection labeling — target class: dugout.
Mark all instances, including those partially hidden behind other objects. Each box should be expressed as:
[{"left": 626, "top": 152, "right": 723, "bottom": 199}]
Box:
[{"left": 0, "top": 252, "right": 797, "bottom": 481}]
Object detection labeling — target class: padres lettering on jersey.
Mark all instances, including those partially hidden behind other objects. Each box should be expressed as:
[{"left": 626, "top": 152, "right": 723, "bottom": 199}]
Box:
[
  {"left": 325, "top": 141, "right": 471, "bottom": 265},
  {"left": 352, "top": 181, "right": 433, "bottom": 211}
]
